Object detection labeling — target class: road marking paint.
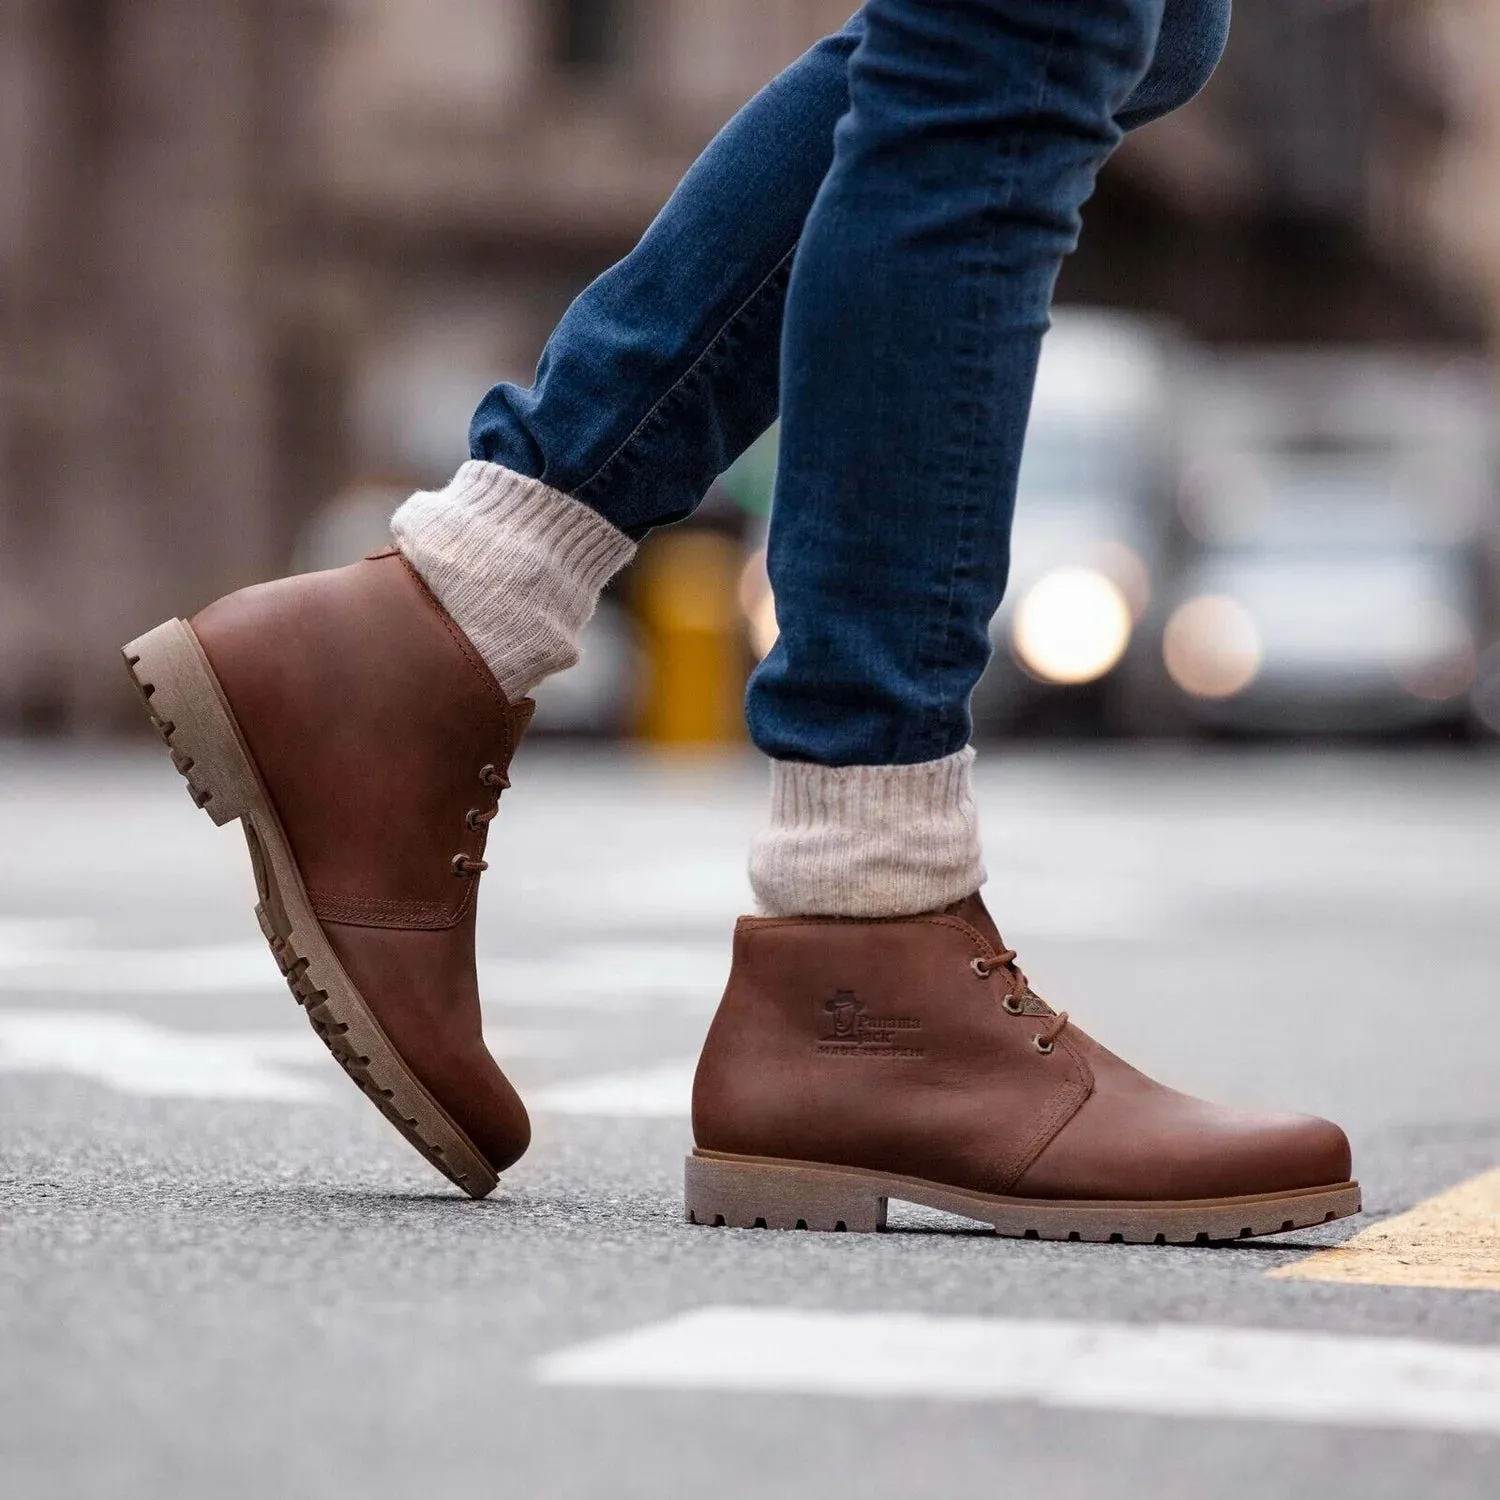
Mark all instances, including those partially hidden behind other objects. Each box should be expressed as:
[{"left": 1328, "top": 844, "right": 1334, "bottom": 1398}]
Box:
[
  {"left": 533, "top": 1059, "right": 696, "bottom": 1117},
  {"left": 1270, "top": 1169, "right": 1500, "bottom": 1291},
  {"left": 518, "top": 860, "right": 752, "bottom": 925},
  {"left": 0, "top": 933, "right": 727, "bottom": 1011},
  {"left": 537, "top": 1306, "right": 1500, "bottom": 1436},
  {"left": 478, "top": 942, "right": 728, "bottom": 1011},
  {"left": 0, "top": 1009, "right": 569, "bottom": 1103},
  {"left": 0, "top": 943, "right": 278, "bottom": 994},
  {"left": 0, "top": 1010, "right": 328, "bottom": 1101}
]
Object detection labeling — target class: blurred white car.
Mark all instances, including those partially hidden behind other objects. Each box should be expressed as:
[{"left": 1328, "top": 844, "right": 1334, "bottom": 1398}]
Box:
[
  {"left": 972, "top": 308, "right": 1189, "bottom": 733},
  {"left": 1150, "top": 353, "right": 1499, "bottom": 735}
]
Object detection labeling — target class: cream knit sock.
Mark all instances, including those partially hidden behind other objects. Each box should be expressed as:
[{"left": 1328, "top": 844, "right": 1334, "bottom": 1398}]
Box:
[
  {"left": 749, "top": 746, "right": 985, "bottom": 918},
  {"left": 391, "top": 460, "right": 637, "bottom": 702}
]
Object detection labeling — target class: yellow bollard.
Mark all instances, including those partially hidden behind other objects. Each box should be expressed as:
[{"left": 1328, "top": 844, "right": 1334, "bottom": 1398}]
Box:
[{"left": 633, "top": 529, "right": 747, "bottom": 747}]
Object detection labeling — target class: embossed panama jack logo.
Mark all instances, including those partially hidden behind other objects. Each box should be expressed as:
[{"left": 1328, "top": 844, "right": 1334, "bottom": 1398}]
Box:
[{"left": 816, "top": 989, "right": 924, "bottom": 1059}]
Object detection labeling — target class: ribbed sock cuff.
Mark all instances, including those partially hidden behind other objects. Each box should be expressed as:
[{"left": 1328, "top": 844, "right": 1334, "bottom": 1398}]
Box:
[
  {"left": 748, "top": 747, "right": 985, "bottom": 918},
  {"left": 391, "top": 460, "right": 637, "bottom": 702}
]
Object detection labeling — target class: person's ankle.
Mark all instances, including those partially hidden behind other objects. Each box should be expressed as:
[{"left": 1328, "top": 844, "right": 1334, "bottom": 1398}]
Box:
[
  {"left": 391, "top": 460, "right": 636, "bottom": 702},
  {"left": 748, "top": 748, "right": 983, "bottom": 918}
]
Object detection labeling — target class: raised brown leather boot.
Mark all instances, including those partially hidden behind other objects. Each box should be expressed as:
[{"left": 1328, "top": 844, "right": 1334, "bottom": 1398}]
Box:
[
  {"left": 122, "top": 549, "right": 533, "bottom": 1198},
  {"left": 688, "top": 894, "right": 1359, "bottom": 1241}
]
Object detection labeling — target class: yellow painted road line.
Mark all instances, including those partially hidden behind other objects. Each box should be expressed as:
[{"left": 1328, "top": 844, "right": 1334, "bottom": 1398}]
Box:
[{"left": 1271, "top": 1169, "right": 1500, "bottom": 1291}]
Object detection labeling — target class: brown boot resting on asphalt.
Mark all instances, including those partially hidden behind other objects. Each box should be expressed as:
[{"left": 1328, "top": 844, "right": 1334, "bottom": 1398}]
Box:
[{"left": 123, "top": 0, "right": 1358, "bottom": 1237}]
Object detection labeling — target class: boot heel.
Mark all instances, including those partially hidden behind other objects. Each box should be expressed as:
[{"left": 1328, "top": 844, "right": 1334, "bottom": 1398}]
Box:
[
  {"left": 121, "top": 619, "right": 260, "bottom": 828},
  {"left": 685, "top": 1151, "right": 888, "bottom": 1233}
]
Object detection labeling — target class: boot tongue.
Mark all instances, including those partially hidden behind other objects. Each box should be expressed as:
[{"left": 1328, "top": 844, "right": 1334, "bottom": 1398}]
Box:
[{"left": 942, "top": 891, "right": 1004, "bottom": 951}]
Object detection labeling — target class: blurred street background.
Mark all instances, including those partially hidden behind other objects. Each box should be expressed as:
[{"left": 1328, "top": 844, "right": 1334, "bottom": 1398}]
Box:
[
  {"left": 4, "top": 4, "right": 1500, "bottom": 1498},
  {"left": 5, "top": 0, "right": 1500, "bottom": 741}
]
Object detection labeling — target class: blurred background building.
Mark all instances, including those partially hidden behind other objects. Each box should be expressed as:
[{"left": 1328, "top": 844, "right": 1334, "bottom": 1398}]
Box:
[{"left": 2, "top": 0, "right": 1499, "bottom": 737}]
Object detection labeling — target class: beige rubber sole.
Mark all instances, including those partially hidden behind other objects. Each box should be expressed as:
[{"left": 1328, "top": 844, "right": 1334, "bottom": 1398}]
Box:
[
  {"left": 686, "top": 1149, "right": 1362, "bottom": 1243},
  {"left": 122, "top": 618, "right": 498, "bottom": 1200}
]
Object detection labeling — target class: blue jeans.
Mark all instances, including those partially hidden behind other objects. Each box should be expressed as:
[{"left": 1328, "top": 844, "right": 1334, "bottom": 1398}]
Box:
[{"left": 471, "top": 0, "right": 1231, "bottom": 765}]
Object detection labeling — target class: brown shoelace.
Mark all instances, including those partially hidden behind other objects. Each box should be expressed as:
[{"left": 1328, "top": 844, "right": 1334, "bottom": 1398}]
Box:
[
  {"left": 452, "top": 763, "right": 511, "bottom": 877},
  {"left": 970, "top": 946, "right": 1069, "bottom": 1055}
]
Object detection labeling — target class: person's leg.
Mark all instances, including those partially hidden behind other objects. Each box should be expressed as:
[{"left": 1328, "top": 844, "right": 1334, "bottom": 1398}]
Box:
[
  {"left": 395, "top": 1, "right": 1229, "bottom": 703},
  {"left": 464, "top": 0, "right": 1228, "bottom": 534},
  {"left": 390, "top": 20, "right": 864, "bottom": 705},
  {"left": 746, "top": 0, "right": 1173, "bottom": 915},
  {"left": 468, "top": 21, "right": 865, "bottom": 539},
  {"left": 1117, "top": 0, "right": 1232, "bottom": 133},
  {"left": 120, "top": 0, "right": 1248, "bottom": 1203},
  {"left": 687, "top": 0, "right": 1355, "bottom": 1241}
]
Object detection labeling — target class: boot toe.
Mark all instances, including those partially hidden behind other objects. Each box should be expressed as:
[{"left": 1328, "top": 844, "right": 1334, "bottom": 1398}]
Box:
[
  {"left": 322, "top": 923, "right": 532, "bottom": 1177},
  {"left": 1015, "top": 1094, "right": 1354, "bottom": 1202},
  {"left": 460, "top": 1074, "right": 532, "bottom": 1175},
  {"left": 1268, "top": 1110, "right": 1352, "bottom": 1192},
  {"left": 1212, "top": 1109, "right": 1353, "bottom": 1198}
]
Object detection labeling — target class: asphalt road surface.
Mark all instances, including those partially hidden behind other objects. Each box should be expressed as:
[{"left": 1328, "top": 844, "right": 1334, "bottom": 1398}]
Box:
[{"left": 2, "top": 740, "right": 1498, "bottom": 1499}]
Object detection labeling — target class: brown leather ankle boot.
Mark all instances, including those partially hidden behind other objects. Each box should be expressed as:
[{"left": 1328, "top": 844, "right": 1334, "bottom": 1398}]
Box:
[
  {"left": 688, "top": 894, "right": 1359, "bottom": 1240},
  {"left": 122, "top": 549, "right": 533, "bottom": 1198}
]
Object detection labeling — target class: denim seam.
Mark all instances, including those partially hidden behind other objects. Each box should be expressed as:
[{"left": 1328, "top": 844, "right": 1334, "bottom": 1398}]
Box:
[
  {"left": 903, "top": 24, "right": 1062, "bottom": 765},
  {"left": 574, "top": 242, "right": 802, "bottom": 504}
]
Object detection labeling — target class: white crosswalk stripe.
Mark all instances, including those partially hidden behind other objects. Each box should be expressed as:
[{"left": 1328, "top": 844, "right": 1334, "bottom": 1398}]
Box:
[
  {"left": 0, "top": 1009, "right": 570, "bottom": 1102},
  {"left": 538, "top": 1307, "right": 1500, "bottom": 1437},
  {"left": 0, "top": 1010, "right": 329, "bottom": 1102},
  {"left": 0, "top": 943, "right": 280, "bottom": 994},
  {"left": 533, "top": 1058, "right": 697, "bottom": 1116}
]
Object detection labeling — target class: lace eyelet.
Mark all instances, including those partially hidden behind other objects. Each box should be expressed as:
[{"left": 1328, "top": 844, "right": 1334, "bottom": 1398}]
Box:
[
  {"left": 451, "top": 854, "right": 488, "bottom": 877},
  {"left": 465, "top": 808, "right": 486, "bottom": 832},
  {"left": 970, "top": 957, "right": 991, "bottom": 978},
  {"left": 1002, "top": 995, "right": 1025, "bottom": 1016},
  {"left": 1033, "top": 1035, "right": 1055, "bottom": 1056},
  {"left": 479, "top": 763, "right": 511, "bottom": 790}
]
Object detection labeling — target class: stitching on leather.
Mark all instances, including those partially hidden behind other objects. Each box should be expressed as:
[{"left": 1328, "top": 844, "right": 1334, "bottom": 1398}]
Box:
[
  {"left": 310, "top": 886, "right": 469, "bottom": 931},
  {"left": 996, "top": 1032, "right": 1096, "bottom": 1192},
  {"left": 995, "top": 1079, "right": 1093, "bottom": 1194}
]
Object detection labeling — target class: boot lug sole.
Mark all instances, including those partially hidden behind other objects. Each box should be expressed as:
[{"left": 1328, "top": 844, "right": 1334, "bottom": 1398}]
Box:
[
  {"left": 122, "top": 617, "right": 499, "bottom": 1200},
  {"left": 686, "top": 1149, "right": 1362, "bottom": 1243}
]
